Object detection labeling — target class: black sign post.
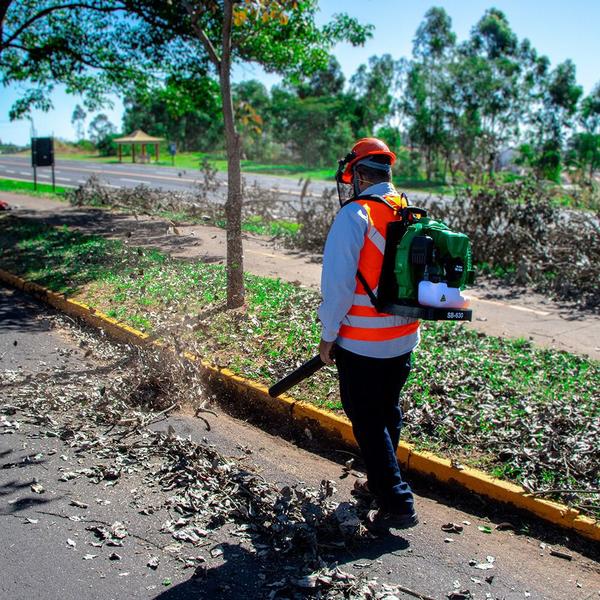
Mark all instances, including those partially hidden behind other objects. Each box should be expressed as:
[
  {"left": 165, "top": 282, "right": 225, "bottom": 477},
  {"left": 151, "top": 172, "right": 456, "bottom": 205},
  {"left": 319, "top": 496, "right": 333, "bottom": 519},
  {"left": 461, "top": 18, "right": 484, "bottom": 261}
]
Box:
[
  {"left": 168, "top": 142, "right": 177, "bottom": 166},
  {"left": 31, "top": 137, "right": 55, "bottom": 191}
]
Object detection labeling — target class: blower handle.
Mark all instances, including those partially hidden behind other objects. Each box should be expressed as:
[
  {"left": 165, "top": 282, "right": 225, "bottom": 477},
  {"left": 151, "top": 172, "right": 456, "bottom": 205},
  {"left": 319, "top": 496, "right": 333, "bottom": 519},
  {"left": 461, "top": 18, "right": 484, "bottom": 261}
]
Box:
[{"left": 268, "top": 355, "right": 325, "bottom": 398}]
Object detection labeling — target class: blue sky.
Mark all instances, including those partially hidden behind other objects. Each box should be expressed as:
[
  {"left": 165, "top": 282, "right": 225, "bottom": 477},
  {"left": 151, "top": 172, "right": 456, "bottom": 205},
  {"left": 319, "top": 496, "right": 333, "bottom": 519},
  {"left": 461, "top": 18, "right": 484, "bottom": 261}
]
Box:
[{"left": 1, "top": 0, "right": 599, "bottom": 145}]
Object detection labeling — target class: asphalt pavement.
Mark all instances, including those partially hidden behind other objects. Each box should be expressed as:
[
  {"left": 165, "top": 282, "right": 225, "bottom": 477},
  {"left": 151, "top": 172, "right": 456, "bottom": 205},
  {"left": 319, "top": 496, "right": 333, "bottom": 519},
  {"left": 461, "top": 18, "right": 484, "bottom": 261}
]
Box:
[
  {"left": 0, "top": 155, "right": 440, "bottom": 207},
  {"left": 0, "top": 155, "right": 332, "bottom": 202},
  {"left": 1, "top": 285, "right": 599, "bottom": 600}
]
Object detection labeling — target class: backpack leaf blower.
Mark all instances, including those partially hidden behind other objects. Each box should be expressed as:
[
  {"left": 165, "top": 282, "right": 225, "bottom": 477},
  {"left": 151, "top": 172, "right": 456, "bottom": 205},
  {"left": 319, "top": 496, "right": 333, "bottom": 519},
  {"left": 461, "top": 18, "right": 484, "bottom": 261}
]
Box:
[
  {"left": 269, "top": 150, "right": 476, "bottom": 397},
  {"left": 269, "top": 206, "right": 475, "bottom": 397}
]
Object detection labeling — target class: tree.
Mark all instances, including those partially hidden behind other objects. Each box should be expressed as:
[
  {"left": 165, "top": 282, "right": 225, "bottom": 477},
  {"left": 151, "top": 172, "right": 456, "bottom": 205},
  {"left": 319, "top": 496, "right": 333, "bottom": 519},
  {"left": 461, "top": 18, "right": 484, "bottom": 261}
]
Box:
[
  {"left": 71, "top": 104, "right": 86, "bottom": 141},
  {"left": 403, "top": 7, "right": 455, "bottom": 180},
  {"left": 122, "top": 1, "right": 371, "bottom": 307},
  {"left": 525, "top": 60, "right": 583, "bottom": 181},
  {"left": 462, "top": 9, "right": 528, "bottom": 178},
  {"left": 579, "top": 83, "right": 600, "bottom": 134},
  {"left": 0, "top": 1, "right": 145, "bottom": 118},
  {"left": 567, "top": 132, "right": 600, "bottom": 184},
  {"left": 349, "top": 54, "right": 399, "bottom": 137},
  {"left": 122, "top": 76, "right": 223, "bottom": 151},
  {"left": 233, "top": 80, "right": 272, "bottom": 160},
  {"left": 88, "top": 113, "right": 116, "bottom": 145},
  {"left": 567, "top": 83, "right": 600, "bottom": 183},
  {"left": 292, "top": 55, "right": 345, "bottom": 99},
  {"left": 436, "top": 9, "right": 548, "bottom": 182},
  {"left": 270, "top": 85, "right": 354, "bottom": 166},
  {"left": 2, "top": 0, "right": 371, "bottom": 308}
]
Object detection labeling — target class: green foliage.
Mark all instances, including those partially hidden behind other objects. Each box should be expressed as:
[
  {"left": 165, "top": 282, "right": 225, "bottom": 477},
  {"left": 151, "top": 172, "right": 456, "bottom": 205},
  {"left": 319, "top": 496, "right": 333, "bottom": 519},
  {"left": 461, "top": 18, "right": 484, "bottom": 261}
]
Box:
[
  {"left": 393, "top": 147, "right": 421, "bottom": 181},
  {"left": 96, "top": 133, "right": 119, "bottom": 157},
  {"left": 88, "top": 114, "right": 116, "bottom": 148},
  {"left": 523, "top": 60, "right": 584, "bottom": 182},
  {"left": 1, "top": 1, "right": 149, "bottom": 118},
  {"left": 567, "top": 133, "right": 600, "bottom": 179},
  {"left": 349, "top": 54, "right": 399, "bottom": 136},
  {"left": 291, "top": 55, "right": 345, "bottom": 99},
  {"left": 413, "top": 6, "right": 456, "bottom": 59},
  {"left": 122, "top": 76, "right": 224, "bottom": 152},
  {"left": 270, "top": 87, "right": 355, "bottom": 166}
]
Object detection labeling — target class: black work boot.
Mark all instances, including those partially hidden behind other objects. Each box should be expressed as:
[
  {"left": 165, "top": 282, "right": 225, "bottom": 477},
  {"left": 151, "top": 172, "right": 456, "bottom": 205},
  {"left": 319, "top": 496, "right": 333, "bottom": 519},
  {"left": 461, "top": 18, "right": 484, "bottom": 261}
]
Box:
[{"left": 365, "top": 507, "right": 419, "bottom": 534}]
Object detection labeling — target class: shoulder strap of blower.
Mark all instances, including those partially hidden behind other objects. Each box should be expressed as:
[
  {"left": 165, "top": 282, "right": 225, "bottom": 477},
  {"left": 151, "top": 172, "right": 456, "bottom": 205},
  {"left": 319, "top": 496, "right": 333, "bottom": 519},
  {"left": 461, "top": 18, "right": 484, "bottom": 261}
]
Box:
[
  {"left": 343, "top": 194, "right": 396, "bottom": 312},
  {"left": 340, "top": 193, "right": 392, "bottom": 209}
]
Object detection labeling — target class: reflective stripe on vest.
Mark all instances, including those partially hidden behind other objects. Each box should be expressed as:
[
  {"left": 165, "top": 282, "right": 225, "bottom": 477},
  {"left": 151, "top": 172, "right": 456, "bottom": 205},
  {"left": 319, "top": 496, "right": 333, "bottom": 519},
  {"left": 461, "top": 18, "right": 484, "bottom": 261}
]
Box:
[{"left": 338, "top": 193, "right": 420, "bottom": 342}]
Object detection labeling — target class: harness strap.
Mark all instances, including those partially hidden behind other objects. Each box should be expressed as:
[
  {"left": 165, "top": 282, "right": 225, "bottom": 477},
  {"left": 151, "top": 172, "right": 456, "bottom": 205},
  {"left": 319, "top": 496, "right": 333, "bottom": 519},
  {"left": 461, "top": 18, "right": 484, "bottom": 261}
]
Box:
[
  {"left": 356, "top": 269, "right": 381, "bottom": 311},
  {"left": 340, "top": 193, "right": 388, "bottom": 208}
]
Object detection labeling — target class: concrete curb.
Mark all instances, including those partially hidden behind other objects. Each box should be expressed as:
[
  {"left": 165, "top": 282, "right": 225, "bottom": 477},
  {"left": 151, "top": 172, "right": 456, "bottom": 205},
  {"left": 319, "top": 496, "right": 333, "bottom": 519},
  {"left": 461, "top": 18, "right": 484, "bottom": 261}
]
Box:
[{"left": 1, "top": 267, "right": 598, "bottom": 543}]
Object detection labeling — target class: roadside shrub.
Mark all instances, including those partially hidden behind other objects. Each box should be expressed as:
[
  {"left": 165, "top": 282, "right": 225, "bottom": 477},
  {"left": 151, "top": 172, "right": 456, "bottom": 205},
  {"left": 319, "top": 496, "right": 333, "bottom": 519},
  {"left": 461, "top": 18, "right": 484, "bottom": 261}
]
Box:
[
  {"left": 287, "top": 184, "right": 338, "bottom": 253},
  {"left": 96, "top": 133, "right": 119, "bottom": 157}
]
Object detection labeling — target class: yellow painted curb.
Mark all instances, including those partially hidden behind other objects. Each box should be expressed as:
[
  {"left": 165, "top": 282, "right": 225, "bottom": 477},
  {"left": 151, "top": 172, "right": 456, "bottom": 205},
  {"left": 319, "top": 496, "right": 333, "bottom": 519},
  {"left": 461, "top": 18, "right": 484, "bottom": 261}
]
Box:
[{"left": 1, "top": 267, "right": 598, "bottom": 543}]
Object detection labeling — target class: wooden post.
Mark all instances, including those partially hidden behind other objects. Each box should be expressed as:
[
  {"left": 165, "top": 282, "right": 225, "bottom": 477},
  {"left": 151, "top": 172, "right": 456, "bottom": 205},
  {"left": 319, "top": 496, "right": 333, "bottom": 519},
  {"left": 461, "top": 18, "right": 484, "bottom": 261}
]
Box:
[
  {"left": 155, "top": 143, "right": 159, "bottom": 163},
  {"left": 132, "top": 144, "right": 136, "bottom": 163},
  {"left": 141, "top": 143, "right": 146, "bottom": 162},
  {"left": 118, "top": 144, "right": 122, "bottom": 163}
]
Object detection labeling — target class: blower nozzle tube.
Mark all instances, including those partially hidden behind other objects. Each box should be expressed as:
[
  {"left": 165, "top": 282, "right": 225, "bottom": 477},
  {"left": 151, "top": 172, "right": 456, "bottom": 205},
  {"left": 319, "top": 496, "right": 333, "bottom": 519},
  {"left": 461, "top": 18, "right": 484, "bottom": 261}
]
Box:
[{"left": 268, "top": 355, "right": 325, "bottom": 398}]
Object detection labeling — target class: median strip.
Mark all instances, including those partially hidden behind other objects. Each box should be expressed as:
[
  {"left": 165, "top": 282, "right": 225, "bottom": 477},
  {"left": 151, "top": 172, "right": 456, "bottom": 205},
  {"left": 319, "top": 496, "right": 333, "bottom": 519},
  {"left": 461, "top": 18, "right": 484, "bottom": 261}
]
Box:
[{"left": 0, "top": 214, "right": 598, "bottom": 542}]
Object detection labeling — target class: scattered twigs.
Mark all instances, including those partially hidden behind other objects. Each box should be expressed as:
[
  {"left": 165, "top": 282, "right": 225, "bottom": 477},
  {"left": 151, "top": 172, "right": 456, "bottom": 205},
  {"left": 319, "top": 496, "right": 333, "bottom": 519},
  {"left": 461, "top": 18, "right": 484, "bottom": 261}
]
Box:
[
  {"left": 529, "top": 488, "right": 600, "bottom": 497},
  {"left": 395, "top": 585, "right": 438, "bottom": 600},
  {"left": 141, "top": 403, "right": 178, "bottom": 427}
]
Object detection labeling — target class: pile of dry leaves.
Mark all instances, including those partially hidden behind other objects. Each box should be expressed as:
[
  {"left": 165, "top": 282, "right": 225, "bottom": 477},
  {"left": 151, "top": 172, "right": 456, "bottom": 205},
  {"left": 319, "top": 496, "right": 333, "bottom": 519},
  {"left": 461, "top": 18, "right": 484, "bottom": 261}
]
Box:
[{"left": 0, "top": 318, "right": 415, "bottom": 599}]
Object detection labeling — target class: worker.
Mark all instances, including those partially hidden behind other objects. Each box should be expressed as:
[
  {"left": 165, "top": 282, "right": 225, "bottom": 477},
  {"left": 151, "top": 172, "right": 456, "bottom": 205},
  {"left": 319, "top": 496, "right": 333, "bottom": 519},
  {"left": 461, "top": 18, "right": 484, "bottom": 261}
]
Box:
[{"left": 318, "top": 138, "right": 420, "bottom": 532}]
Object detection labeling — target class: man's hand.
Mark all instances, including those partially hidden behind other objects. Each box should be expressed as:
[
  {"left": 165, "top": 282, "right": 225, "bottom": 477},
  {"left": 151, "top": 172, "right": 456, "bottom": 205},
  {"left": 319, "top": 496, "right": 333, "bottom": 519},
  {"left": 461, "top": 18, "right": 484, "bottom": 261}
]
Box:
[{"left": 319, "top": 339, "right": 336, "bottom": 365}]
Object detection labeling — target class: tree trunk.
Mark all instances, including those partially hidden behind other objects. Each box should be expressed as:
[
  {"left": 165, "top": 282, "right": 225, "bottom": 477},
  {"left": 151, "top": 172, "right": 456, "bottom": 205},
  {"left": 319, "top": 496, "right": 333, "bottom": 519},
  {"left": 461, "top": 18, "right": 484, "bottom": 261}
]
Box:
[{"left": 220, "top": 0, "right": 245, "bottom": 308}]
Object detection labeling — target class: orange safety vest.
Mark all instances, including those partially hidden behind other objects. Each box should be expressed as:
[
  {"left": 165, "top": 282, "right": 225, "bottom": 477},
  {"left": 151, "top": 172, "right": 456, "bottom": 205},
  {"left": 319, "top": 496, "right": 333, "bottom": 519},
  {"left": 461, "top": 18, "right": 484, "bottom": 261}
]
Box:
[{"left": 338, "top": 193, "right": 420, "bottom": 342}]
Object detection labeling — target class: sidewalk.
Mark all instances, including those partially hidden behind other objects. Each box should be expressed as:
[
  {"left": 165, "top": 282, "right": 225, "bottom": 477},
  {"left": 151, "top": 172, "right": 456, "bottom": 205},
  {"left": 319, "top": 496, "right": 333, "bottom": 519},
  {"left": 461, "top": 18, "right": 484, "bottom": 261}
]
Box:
[{"left": 3, "top": 191, "right": 599, "bottom": 360}]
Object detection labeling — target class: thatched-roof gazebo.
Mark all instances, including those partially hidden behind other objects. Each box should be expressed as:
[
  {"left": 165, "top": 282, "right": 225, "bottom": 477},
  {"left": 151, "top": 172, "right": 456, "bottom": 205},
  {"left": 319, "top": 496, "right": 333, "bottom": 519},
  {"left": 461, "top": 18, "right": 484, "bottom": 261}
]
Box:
[{"left": 113, "top": 129, "right": 165, "bottom": 163}]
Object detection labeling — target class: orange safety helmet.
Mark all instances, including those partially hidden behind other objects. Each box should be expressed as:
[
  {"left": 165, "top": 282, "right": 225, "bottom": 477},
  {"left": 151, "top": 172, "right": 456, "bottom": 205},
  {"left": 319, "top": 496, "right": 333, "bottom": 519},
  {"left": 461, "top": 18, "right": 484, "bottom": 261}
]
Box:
[{"left": 337, "top": 137, "right": 396, "bottom": 184}]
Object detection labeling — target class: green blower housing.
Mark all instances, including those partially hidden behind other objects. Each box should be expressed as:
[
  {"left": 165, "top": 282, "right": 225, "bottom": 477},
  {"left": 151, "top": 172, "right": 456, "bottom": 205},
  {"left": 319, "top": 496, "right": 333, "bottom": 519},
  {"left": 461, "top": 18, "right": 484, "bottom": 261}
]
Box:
[
  {"left": 375, "top": 208, "right": 476, "bottom": 321},
  {"left": 395, "top": 216, "right": 475, "bottom": 299}
]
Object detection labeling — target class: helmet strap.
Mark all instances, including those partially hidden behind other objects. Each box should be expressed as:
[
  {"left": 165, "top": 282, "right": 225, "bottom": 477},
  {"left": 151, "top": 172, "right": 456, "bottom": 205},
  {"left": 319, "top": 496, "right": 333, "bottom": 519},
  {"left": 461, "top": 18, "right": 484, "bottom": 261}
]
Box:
[{"left": 352, "top": 167, "right": 361, "bottom": 198}]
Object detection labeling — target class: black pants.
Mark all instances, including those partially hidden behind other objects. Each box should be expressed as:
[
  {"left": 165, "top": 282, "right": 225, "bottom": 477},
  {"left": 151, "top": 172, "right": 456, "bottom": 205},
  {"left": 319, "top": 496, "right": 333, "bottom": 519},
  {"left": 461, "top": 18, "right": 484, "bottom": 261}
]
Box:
[{"left": 336, "top": 345, "right": 414, "bottom": 513}]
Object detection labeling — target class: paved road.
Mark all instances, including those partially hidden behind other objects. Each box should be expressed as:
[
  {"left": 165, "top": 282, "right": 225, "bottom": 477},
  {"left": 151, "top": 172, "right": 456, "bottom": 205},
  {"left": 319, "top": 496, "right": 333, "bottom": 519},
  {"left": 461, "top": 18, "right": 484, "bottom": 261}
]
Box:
[
  {"left": 3, "top": 191, "right": 599, "bottom": 360},
  {"left": 0, "top": 155, "right": 440, "bottom": 206},
  {"left": 1, "top": 287, "right": 600, "bottom": 600},
  {"left": 0, "top": 155, "right": 332, "bottom": 200}
]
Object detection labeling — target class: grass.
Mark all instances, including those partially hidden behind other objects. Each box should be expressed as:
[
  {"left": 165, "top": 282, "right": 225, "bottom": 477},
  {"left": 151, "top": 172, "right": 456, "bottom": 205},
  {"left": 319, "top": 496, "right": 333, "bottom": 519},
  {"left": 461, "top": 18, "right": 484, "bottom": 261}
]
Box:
[
  {"left": 1, "top": 214, "right": 598, "bottom": 514},
  {"left": 0, "top": 177, "right": 68, "bottom": 199}
]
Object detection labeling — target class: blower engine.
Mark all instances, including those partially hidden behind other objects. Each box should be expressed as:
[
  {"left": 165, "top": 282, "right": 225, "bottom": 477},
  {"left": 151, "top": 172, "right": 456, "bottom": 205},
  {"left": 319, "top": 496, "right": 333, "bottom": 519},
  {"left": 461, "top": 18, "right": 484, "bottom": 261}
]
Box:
[{"left": 374, "top": 206, "right": 475, "bottom": 321}]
